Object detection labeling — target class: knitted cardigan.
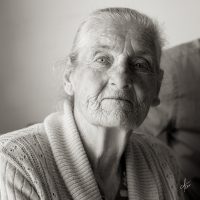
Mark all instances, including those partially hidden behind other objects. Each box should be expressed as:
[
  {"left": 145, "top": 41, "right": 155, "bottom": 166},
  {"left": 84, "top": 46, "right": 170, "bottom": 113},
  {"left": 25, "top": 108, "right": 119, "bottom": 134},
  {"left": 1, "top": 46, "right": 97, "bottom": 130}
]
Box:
[{"left": 0, "top": 102, "right": 184, "bottom": 200}]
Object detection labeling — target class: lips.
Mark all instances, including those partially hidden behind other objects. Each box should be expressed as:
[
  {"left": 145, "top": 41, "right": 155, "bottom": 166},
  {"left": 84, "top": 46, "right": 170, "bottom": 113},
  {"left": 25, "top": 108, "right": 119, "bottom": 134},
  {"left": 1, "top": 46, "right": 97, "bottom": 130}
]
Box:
[{"left": 102, "top": 97, "right": 133, "bottom": 105}]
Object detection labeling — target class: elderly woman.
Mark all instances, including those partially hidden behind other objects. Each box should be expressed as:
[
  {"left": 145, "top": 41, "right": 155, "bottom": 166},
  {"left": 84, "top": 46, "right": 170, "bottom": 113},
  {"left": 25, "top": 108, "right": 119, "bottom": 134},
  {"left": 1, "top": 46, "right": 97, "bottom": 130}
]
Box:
[{"left": 0, "top": 8, "right": 184, "bottom": 200}]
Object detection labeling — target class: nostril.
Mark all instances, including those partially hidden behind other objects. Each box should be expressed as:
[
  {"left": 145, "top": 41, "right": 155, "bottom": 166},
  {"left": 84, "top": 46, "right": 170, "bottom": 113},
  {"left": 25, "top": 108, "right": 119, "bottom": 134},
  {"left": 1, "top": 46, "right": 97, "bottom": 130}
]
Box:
[
  {"left": 123, "top": 84, "right": 129, "bottom": 89},
  {"left": 109, "top": 74, "right": 132, "bottom": 89},
  {"left": 110, "top": 81, "right": 131, "bottom": 90}
]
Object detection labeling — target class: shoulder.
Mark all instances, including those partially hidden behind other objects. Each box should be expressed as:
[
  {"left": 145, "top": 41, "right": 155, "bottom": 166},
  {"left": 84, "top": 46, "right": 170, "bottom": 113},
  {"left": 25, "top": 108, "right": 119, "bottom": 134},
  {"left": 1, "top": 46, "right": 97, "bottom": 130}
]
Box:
[
  {"left": 0, "top": 123, "right": 63, "bottom": 199},
  {"left": 0, "top": 123, "right": 51, "bottom": 180},
  {"left": 131, "top": 132, "right": 176, "bottom": 159},
  {"left": 0, "top": 123, "right": 48, "bottom": 155},
  {"left": 130, "top": 132, "right": 182, "bottom": 177},
  {"left": 127, "top": 132, "right": 185, "bottom": 199},
  {"left": 131, "top": 132, "right": 181, "bottom": 171},
  {"left": 0, "top": 123, "right": 46, "bottom": 151},
  {"left": 130, "top": 132, "right": 184, "bottom": 196}
]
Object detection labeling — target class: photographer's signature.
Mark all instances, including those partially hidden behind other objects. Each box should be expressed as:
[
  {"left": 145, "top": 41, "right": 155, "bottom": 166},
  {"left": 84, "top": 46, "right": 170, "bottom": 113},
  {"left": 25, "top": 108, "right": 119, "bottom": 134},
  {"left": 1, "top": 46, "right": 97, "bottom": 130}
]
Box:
[{"left": 180, "top": 178, "right": 191, "bottom": 192}]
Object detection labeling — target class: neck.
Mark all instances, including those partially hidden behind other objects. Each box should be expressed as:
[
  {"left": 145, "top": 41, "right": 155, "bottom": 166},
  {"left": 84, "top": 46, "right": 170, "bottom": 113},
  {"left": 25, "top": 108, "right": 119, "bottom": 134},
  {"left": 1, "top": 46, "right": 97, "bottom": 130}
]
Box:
[{"left": 74, "top": 107, "right": 132, "bottom": 180}]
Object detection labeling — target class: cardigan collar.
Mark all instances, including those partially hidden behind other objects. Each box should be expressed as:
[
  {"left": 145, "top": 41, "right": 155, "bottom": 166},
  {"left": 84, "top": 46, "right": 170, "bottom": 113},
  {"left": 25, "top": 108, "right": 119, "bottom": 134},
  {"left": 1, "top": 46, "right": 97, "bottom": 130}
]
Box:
[
  {"left": 44, "top": 101, "right": 175, "bottom": 200},
  {"left": 44, "top": 101, "right": 102, "bottom": 200}
]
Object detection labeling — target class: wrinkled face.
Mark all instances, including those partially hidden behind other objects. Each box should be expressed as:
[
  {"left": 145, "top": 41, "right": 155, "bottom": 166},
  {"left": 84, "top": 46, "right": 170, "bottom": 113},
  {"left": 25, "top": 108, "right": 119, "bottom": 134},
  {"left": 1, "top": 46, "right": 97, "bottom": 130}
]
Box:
[{"left": 69, "top": 19, "right": 160, "bottom": 129}]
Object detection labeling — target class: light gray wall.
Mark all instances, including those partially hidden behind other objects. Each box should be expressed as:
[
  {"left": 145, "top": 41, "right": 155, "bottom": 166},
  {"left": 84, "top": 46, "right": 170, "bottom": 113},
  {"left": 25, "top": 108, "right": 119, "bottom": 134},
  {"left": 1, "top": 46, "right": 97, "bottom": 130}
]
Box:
[{"left": 0, "top": 0, "right": 200, "bottom": 133}]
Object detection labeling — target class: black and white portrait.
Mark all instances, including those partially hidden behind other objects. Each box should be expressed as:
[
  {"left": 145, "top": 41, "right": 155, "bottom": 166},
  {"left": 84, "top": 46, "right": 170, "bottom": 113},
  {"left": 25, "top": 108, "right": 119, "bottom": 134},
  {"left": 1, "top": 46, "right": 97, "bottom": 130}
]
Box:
[{"left": 0, "top": 1, "right": 200, "bottom": 199}]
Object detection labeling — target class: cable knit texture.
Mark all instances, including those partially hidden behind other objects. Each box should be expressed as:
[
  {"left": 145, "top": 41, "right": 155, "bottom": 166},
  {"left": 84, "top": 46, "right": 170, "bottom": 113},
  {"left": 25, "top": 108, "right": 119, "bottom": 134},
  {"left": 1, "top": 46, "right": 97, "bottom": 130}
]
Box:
[{"left": 0, "top": 102, "right": 184, "bottom": 200}]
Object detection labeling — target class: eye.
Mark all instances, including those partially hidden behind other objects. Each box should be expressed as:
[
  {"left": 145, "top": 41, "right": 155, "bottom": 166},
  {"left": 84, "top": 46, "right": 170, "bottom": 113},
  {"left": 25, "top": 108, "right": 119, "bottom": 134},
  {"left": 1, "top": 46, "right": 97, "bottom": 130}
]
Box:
[
  {"left": 132, "top": 58, "right": 153, "bottom": 73},
  {"left": 96, "top": 57, "right": 107, "bottom": 63},
  {"left": 95, "top": 56, "right": 111, "bottom": 67}
]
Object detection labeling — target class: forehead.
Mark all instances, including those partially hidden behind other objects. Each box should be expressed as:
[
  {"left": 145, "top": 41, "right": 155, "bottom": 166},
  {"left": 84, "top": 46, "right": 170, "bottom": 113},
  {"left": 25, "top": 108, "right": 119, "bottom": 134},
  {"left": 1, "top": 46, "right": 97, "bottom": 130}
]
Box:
[{"left": 78, "top": 18, "right": 156, "bottom": 56}]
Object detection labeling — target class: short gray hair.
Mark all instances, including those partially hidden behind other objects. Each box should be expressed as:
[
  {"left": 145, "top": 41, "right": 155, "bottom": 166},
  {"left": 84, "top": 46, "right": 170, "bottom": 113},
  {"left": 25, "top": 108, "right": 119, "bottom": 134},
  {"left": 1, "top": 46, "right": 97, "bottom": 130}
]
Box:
[{"left": 68, "top": 7, "right": 164, "bottom": 69}]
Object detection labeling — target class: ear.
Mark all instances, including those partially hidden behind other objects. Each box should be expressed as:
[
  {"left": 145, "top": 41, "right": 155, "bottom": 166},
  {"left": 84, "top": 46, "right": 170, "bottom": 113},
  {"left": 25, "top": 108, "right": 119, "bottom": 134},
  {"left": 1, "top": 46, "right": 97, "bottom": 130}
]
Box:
[
  {"left": 151, "top": 68, "right": 164, "bottom": 107},
  {"left": 63, "top": 57, "right": 74, "bottom": 96}
]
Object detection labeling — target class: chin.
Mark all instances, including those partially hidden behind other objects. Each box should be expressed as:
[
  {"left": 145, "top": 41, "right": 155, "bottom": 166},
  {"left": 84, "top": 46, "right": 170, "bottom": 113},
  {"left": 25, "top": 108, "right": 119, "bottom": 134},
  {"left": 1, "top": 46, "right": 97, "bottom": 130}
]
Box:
[{"left": 87, "top": 109, "right": 140, "bottom": 129}]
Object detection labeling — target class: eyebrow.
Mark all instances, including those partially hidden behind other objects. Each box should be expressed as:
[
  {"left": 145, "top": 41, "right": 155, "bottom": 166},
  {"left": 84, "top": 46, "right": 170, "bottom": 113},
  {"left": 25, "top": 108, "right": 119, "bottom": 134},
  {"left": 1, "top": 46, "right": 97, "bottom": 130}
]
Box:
[
  {"left": 90, "top": 45, "right": 112, "bottom": 57},
  {"left": 133, "top": 50, "right": 154, "bottom": 61},
  {"left": 92, "top": 45, "right": 112, "bottom": 51},
  {"left": 90, "top": 45, "right": 155, "bottom": 61},
  {"left": 131, "top": 48, "right": 153, "bottom": 56}
]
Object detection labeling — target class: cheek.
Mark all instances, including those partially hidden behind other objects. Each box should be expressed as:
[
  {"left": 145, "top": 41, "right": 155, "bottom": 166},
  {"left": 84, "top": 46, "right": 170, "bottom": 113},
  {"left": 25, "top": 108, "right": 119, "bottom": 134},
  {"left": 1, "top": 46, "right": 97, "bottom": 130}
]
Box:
[
  {"left": 134, "top": 75, "right": 157, "bottom": 101},
  {"left": 72, "top": 68, "right": 107, "bottom": 105}
]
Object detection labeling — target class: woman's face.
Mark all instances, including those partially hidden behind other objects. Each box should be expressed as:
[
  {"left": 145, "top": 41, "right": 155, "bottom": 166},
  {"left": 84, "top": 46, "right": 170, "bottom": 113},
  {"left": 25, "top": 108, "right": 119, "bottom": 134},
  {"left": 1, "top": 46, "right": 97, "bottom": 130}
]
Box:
[{"left": 68, "top": 20, "right": 160, "bottom": 129}]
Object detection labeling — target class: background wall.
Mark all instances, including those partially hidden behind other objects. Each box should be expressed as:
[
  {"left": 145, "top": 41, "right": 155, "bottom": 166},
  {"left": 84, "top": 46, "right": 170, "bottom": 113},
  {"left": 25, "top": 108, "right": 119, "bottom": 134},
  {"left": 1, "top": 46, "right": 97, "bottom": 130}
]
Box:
[{"left": 0, "top": 0, "right": 200, "bottom": 133}]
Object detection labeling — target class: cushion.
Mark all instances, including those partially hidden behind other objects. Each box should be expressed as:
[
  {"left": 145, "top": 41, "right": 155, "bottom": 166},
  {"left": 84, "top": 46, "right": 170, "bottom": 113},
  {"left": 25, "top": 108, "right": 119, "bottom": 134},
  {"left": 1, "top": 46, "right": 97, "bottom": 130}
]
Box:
[
  {"left": 138, "top": 39, "right": 200, "bottom": 136},
  {"left": 137, "top": 39, "right": 200, "bottom": 198}
]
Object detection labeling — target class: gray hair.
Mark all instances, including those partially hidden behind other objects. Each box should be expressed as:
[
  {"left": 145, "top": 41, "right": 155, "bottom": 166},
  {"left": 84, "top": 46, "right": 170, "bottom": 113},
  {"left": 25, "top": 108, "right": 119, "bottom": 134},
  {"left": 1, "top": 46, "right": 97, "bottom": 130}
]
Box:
[{"left": 68, "top": 7, "right": 164, "bottom": 70}]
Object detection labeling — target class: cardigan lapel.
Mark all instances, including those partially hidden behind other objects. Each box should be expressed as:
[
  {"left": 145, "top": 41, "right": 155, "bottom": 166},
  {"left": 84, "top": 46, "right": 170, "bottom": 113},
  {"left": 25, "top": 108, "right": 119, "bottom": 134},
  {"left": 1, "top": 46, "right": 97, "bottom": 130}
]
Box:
[
  {"left": 125, "top": 134, "right": 161, "bottom": 200},
  {"left": 44, "top": 101, "right": 102, "bottom": 200}
]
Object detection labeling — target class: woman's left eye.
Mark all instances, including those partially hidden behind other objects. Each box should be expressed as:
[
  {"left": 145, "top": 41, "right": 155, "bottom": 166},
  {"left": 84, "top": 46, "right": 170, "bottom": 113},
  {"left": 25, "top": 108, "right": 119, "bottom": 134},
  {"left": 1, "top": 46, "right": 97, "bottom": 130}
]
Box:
[{"left": 132, "top": 59, "right": 153, "bottom": 73}]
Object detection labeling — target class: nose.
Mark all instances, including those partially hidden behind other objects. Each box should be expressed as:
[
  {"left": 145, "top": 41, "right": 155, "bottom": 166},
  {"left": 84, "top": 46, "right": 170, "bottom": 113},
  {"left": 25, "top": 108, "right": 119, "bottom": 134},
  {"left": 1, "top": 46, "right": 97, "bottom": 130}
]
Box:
[{"left": 108, "top": 61, "right": 132, "bottom": 90}]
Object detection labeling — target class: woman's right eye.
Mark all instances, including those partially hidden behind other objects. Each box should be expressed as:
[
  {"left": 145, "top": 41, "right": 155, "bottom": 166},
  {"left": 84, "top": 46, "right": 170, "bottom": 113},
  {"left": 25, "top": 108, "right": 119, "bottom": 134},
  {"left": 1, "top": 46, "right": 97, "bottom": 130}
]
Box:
[
  {"left": 95, "top": 56, "right": 111, "bottom": 67},
  {"left": 96, "top": 57, "right": 107, "bottom": 63}
]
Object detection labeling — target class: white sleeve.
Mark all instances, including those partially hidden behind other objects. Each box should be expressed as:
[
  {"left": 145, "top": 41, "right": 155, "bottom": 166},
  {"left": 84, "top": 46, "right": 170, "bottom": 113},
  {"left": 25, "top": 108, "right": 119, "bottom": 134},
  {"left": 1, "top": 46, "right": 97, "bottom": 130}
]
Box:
[{"left": 0, "top": 157, "right": 40, "bottom": 200}]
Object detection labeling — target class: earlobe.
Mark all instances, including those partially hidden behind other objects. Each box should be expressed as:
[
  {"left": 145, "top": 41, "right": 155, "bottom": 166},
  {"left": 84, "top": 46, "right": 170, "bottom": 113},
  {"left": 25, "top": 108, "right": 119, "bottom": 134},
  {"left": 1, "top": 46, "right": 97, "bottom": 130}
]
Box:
[
  {"left": 151, "top": 68, "right": 163, "bottom": 107},
  {"left": 151, "top": 97, "right": 160, "bottom": 107},
  {"left": 63, "top": 57, "right": 74, "bottom": 96},
  {"left": 158, "top": 69, "right": 164, "bottom": 84},
  {"left": 64, "top": 79, "right": 74, "bottom": 96}
]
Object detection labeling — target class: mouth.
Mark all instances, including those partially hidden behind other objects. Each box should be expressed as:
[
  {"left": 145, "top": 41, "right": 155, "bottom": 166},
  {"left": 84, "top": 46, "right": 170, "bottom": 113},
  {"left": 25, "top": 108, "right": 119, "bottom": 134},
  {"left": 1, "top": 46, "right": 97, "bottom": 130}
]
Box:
[{"left": 102, "top": 97, "right": 133, "bottom": 105}]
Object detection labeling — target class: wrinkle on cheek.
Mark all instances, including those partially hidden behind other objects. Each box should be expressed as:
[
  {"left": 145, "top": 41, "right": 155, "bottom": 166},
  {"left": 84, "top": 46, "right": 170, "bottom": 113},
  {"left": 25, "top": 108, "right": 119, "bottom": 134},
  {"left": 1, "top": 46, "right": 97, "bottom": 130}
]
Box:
[
  {"left": 86, "top": 82, "right": 107, "bottom": 112},
  {"left": 134, "top": 75, "right": 156, "bottom": 98},
  {"left": 87, "top": 95, "right": 100, "bottom": 111},
  {"left": 132, "top": 82, "right": 144, "bottom": 102},
  {"left": 85, "top": 85, "right": 107, "bottom": 112},
  {"left": 87, "top": 73, "right": 108, "bottom": 102}
]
